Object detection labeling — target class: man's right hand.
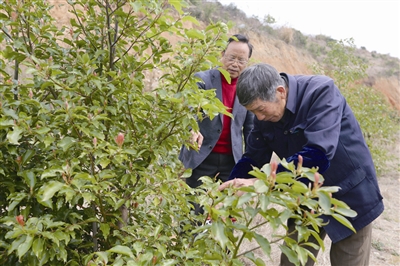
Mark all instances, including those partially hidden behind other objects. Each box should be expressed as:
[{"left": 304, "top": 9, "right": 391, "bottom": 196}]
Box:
[{"left": 190, "top": 131, "right": 203, "bottom": 150}]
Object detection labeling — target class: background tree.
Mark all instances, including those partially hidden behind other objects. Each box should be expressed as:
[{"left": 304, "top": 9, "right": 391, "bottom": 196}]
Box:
[{"left": 311, "top": 38, "right": 399, "bottom": 174}]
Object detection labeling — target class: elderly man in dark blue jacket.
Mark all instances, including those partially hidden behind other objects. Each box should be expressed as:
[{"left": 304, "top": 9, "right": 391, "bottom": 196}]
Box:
[{"left": 220, "top": 63, "right": 384, "bottom": 265}]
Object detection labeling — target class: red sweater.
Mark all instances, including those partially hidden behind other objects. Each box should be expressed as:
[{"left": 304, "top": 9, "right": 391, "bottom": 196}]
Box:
[{"left": 212, "top": 74, "right": 237, "bottom": 154}]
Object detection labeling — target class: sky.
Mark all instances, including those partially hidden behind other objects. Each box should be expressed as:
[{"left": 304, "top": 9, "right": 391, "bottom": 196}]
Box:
[{"left": 218, "top": 0, "right": 400, "bottom": 59}]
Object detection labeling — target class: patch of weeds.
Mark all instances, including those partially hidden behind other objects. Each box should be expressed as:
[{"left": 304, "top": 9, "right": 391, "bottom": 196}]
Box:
[
  {"left": 391, "top": 250, "right": 400, "bottom": 257},
  {"left": 372, "top": 241, "right": 385, "bottom": 251}
]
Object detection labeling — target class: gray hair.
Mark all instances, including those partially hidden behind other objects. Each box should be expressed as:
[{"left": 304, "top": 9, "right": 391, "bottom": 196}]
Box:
[{"left": 237, "top": 63, "right": 285, "bottom": 106}]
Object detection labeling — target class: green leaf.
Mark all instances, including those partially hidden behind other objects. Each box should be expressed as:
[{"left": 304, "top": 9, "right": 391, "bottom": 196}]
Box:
[
  {"left": 99, "top": 157, "right": 110, "bottom": 169},
  {"left": 32, "top": 237, "right": 45, "bottom": 258},
  {"left": 254, "top": 233, "right": 271, "bottom": 255},
  {"left": 7, "top": 127, "right": 23, "bottom": 144},
  {"left": 108, "top": 245, "right": 134, "bottom": 258},
  {"left": 318, "top": 186, "right": 341, "bottom": 193},
  {"left": 295, "top": 245, "right": 310, "bottom": 266},
  {"left": 100, "top": 223, "right": 110, "bottom": 239},
  {"left": 211, "top": 220, "right": 228, "bottom": 249},
  {"left": 8, "top": 192, "right": 27, "bottom": 211},
  {"left": 334, "top": 207, "right": 357, "bottom": 218},
  {"left": 259, "top": 193, "right": 270, "bottom": 212},
  {"left": 169, "top": 0, "right": 183, "bottom": 14},
  {"left": 3, "top": 108, "right": 19, "bottom": 119},
  {"left": 8, "top": 235, "right": 26, "bottom": 254},
  {"left": 94, "top": 252, "right": 109, "bottom": 264},
  {"left": 275, "top": 172, "right": 296, "bottom": 184},
  {"left": 218, "top": 68, "right": 231, "bottom": 83},
  {"left": 20, "top": 170, "right": 36, "bottom": 189},
  {"left": 0, "top": 119, "right": 15, "bottom": 128},
  {"left": 254, "top": 258, "right": 266, "bottom": 266},
  {"left": 237, "top": 192, "right": 253, "bottom": 207},
  {"left": 58, "top": 137, "right": 76, "bottom": 152},
  {"left": 280, "top": 245, "right": 299, "bottom": 265},
  {"left": 291, "top": 181, "right": 308, "bottom": 193},
  {"left": 41, "top": 167, "right": 63, "bottom": 179},
  {"left": 39, "top": 181, "right": 65, "bottom": 202},
  {"left": 182, "top": 15, "right": 200, "bottom": 26},
  {"left": 254, "top": 179, "right": 269, "bottom": 193},
  {"left": 17, "top": 235, "right": 34, "bottom": 259},
  {"left": 22, "top": 149, "right": 35, "bottom": 165},
  {"left": 44, "top": 135, "right": 56, "bottom": 148},
  {"left": 185, "top": 29, "right": 205, "bottom": 40},
  {"left": 332, "top": 213, "right": 356, "bottom": 233},
  {"left": 74, "top": 172, "right": 96, "bottom": 184},
  {"left": 317, "top": 191, "right": 331, "bottom": 213}
]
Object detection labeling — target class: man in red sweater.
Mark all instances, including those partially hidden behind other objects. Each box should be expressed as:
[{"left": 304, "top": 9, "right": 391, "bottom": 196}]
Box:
[{"left": 179, "top": 34, "right": 254, "bottom": 213}]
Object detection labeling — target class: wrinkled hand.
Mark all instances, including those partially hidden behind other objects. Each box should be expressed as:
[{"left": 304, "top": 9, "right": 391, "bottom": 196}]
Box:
[
  {"left": 190, "top": 131, "right": 203, "bottom": 150},
  {"left": 217, "top": 178, "right": 257, "bottom": 197},
  {"left": 217, "top": 160, "right": 279, "bottom": 197}
]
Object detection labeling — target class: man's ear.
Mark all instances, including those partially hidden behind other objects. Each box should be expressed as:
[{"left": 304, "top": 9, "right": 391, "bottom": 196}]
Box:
[
  {"left": 277, "top": 86, "right": 287, "bottom": 99},
  {"left": 221, "top": 50, "right": 225, "bottom": 57}
]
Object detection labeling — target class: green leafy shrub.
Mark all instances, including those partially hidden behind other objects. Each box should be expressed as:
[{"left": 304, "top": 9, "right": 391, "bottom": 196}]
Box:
[
  {"left": 0, "top": 0, "right": 230, "bottom": 264},
  {"left": 198, "top": 159, "right": 356, "bottom": 265},
  {"left": 341, "top": 86, "right": 400, "bottom": 174}
]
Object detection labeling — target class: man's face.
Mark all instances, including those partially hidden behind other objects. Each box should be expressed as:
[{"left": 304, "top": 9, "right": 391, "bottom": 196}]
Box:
[
  {"left": 221, "top": 41, "right": 250, "bottom": 79},
  {"left": 245, "top": 87, "right": 287, "bottom": 122}
]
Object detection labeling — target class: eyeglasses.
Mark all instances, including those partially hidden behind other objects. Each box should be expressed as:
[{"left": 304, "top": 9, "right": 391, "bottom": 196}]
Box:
[{"left": 224, "top": 55, "right": 248, "bottom": 66}]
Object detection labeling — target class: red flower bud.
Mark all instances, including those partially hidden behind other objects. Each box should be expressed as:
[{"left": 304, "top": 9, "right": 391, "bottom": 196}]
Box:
[
  {"left": 152, "top": 255, "right": 157, "bottom": 265},
  {"left": 16, "top": 215, "right": 25, "bottom": 226},
  {"left": 115, "top": 133, "right": 124, "bottom": 147}
]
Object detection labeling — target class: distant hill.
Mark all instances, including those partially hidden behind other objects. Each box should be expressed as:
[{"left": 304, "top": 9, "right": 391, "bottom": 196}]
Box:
[
  {"left": 45, "top": 0, "right": 400, "bottom": 110},
  {"left": 185, "top": 0, "right": 400, "bottom": 111}
]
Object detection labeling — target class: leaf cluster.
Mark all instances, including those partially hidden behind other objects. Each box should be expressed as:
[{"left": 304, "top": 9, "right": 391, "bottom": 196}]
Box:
[{"left": 196, "top": 160, "right": 356, "bottom": 266}]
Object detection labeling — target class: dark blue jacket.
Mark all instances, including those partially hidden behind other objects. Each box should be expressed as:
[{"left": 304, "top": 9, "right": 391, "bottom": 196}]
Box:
[{"left": 233, "top": 73, "right": 384, "bottom": 243}]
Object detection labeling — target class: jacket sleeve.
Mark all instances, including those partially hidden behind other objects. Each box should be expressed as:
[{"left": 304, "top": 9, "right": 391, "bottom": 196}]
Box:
[
  {"left": 228, "top": 119, "right": 272, "bottom": 179},
  {"left": 277, "top": 146, "right": 330, "bottom": 173},
  {"left": 242, "top": 111, "right": 254, "bottom": 147}
]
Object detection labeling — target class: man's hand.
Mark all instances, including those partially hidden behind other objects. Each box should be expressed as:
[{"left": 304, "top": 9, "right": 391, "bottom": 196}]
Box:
[
  {"left": 190, "top": 131, "right": 203, "bottom": 150},
  {"left": 218, "top": 160, "right": 279, "bottom": 196},
  {"left": 217, "top": 178, "right": 257, "bottom": 197}
]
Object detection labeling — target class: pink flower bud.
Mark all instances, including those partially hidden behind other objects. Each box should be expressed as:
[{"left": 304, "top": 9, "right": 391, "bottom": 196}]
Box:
[
  {"left": 93, "top": 137, "right": 97, "bottom": 147},
  {"left": 115, "top": 133, "right": 124, "bottom": 147},
  {"left": 16, "top": 215, "right": 24, "bottom": 226},
  {"left": 313, "top": 172, "right": 321, "bottom": 188},
  {"left": 11, "top": 12, "right": 18, "bottom": 21},
  {"left": 29, "top": 89, "right": 33, "bottom": 99}
]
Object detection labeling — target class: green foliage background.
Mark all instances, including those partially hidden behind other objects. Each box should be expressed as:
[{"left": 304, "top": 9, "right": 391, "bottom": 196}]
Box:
[
  {"left": 0, "top": 0, "right": 232, "bottom": 264},
  {"left": 311, "top": 38, "right": 399, "bottom": 174}
]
